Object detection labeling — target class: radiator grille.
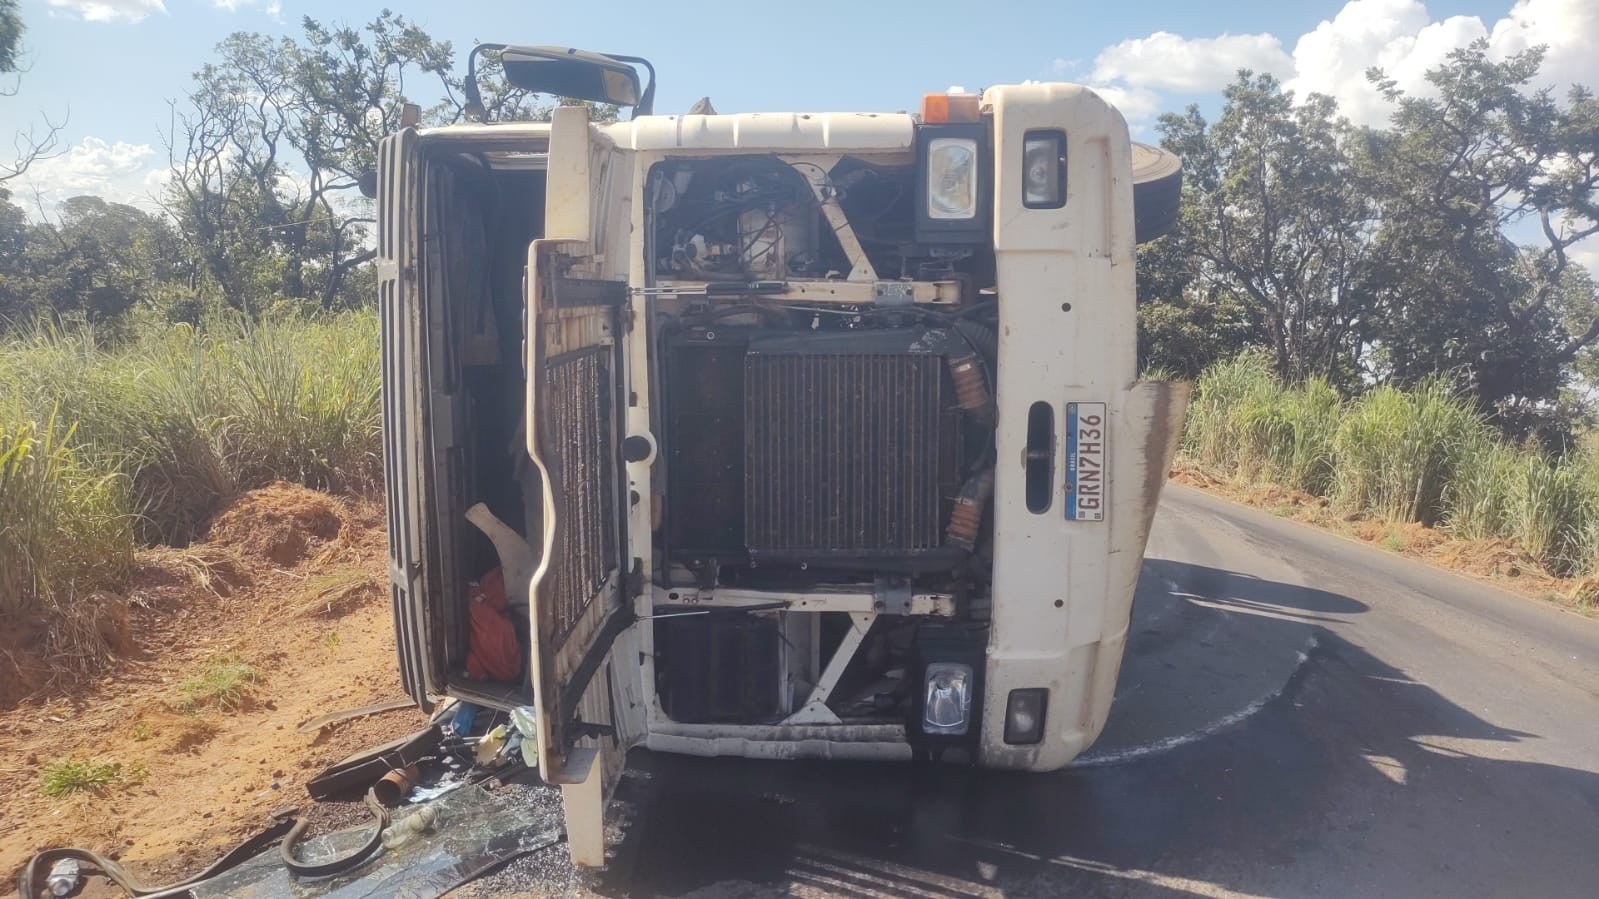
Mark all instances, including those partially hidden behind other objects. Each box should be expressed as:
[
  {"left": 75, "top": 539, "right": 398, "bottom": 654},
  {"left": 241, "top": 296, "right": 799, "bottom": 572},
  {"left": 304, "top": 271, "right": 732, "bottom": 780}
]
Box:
[
  {"left": 744, "top": 353, "right": 948, "bottom": 558},
  {"left": 543, "top": 347, "right": 615, "bottom": 643}
]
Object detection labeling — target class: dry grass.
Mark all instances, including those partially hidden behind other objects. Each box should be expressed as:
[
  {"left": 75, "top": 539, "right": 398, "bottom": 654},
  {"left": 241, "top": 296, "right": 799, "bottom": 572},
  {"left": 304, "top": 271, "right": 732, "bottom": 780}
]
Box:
[{"left": 295, "top": 564, "right": 379, "bottom": 618}]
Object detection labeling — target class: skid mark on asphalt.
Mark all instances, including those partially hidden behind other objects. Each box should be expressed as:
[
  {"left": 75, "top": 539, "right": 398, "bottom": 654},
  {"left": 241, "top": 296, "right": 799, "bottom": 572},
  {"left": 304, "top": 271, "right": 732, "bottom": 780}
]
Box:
[{"left": 1073, "top": 635, "right": 1317, "bottom": 767}]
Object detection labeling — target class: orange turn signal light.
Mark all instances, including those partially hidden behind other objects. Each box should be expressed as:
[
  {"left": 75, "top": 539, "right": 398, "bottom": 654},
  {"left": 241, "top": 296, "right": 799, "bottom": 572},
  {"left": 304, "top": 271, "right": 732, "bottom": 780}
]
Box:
[{"left": 922, "top": 92, "right": 980, "bottom": 124}]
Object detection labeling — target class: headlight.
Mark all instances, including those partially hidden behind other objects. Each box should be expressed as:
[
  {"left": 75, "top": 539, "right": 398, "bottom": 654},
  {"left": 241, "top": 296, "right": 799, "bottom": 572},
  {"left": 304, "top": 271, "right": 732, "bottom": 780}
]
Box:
[
  {"left": 921, "top": 662, "right": 973, "bottom": 734},
  {"left": 1023, "top": 132, "right": 1066, "bottom": 209},
  {"left": 926, "top": 138, "right": 978, "bottom": 220},
  {"left": 1004, "top": 688, "right": 1048, "bottom": 744}
]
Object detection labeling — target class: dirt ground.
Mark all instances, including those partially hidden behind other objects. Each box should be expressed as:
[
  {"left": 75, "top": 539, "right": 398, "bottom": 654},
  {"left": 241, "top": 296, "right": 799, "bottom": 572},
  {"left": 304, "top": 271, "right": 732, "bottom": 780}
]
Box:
[
  {"left": 4, "top": 468, "right": 1590, "bottom": 896},
  {"left": 1170, "top": 459, "right": 1599, "bottom": 614},
  {"left": 0, "top": 483, "right": 424, "bottom": 897}
]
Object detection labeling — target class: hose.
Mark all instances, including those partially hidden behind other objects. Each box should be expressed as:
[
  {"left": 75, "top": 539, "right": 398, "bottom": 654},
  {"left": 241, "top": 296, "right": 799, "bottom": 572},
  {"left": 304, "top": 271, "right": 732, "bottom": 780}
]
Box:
[
  {"left": 279, "top": 787, "right": 390, "bottom": 879},
  {"left": 17, "top": 817, "right": 295, "bottom": 898},
  {"left": 952, "top": 319, "right": 998, "bottom": 364},
  {"left": 433, "top": 834, "right": 565, "bottom": 896}
]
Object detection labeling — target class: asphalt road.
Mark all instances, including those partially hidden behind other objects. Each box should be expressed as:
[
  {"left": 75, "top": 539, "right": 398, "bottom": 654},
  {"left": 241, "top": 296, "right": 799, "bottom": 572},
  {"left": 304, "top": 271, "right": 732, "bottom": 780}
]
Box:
[{"left": 568, "top": 485, "right": 1599, "bottom": 898}]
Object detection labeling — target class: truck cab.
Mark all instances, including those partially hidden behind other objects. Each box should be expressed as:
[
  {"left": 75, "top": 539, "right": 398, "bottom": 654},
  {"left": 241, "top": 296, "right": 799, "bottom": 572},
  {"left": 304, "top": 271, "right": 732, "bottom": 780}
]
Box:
[{"left": 377, "top": 46, "right": 1188, "bottom": 865}]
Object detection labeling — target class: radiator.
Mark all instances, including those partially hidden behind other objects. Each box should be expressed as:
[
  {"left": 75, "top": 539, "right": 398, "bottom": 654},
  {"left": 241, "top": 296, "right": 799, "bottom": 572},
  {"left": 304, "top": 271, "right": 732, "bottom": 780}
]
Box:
[
  {"left": 743, "top": 349, "right": 954, "bottom": 562},
  {"left": 543, "top": 346, "right": 615, "bottom": 642}
]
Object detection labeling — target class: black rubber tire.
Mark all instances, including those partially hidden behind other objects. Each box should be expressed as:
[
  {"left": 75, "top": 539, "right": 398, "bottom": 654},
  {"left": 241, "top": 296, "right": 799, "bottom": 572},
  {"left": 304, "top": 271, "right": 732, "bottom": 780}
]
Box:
[{"left": 1131, "top": 143, "right": 1182, "bottom": 244}]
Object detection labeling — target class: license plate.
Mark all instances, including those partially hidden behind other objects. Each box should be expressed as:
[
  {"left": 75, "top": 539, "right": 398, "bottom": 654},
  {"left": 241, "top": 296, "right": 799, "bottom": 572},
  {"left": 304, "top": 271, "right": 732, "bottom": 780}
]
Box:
[{"left": 1065, "top": 402, "right": 1106, "bottom": 521}]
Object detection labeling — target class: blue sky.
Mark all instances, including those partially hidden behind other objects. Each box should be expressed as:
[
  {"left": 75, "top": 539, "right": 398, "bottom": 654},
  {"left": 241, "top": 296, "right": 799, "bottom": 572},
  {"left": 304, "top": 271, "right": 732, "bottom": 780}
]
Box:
[{"left": 4, "top": 0, "right": 1597, "bottom": 267}]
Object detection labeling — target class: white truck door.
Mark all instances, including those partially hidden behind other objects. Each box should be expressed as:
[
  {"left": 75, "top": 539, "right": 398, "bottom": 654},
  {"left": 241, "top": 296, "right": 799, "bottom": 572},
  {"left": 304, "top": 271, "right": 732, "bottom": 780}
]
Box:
[
  {"left": 378, "top": 125, "right": 444, "bottom": 711},
  {"left": 523, "top": 107, "right": 639, "bottom": 865}
]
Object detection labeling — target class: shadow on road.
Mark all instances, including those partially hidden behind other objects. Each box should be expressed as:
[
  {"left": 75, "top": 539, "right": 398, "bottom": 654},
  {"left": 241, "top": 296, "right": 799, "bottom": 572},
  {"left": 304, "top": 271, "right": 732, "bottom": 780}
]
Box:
[
  {"left": 592, "top": 560, "right": 1599, "bottom": 898},
  {"left": 1143, "top": 557, "right": 1368, "bottom": 617}
]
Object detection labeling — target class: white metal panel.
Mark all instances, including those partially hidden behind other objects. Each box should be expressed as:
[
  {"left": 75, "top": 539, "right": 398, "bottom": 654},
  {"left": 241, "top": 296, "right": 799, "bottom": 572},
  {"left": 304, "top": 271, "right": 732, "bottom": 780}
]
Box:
[
  {"left": 979, "top": 83, "right": 1183, "bottom": 772},
  {"left": 546, "top": 106, "right": 593, "bottom": 242},
  {"left": 606, "top": 112, "right": 914, "bottom": 152},
  {"left": 413, "top": 122, "right": 552, "bottom": 142}
]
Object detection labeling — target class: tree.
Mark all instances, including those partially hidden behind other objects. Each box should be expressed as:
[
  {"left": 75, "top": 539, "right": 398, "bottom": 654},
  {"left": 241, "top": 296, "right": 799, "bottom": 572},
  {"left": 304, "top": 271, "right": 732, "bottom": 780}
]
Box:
[
  {"left": 1136, "top": 230, "right": 1262, "bottom": 378},
  {"left": 162, "top": 12, "right": 568, "bottom": 314},
  {"left": 0, "top": 0, "right": 63, "bottom": 184},
  {"left": 1360, "top": 41, "right": 1599, "bottom": 431},
  {"left": 1156, "top": 74, "right": 1376, "bottom": 387},
  {"left": 0, "top": 187, "right": 30, "bottom": 317},
  {"left": 2, "top": 196, "right": 183, "bottom": 325},
  {"left": 0, "top": 0, "right": 20, "bottom": 75}
]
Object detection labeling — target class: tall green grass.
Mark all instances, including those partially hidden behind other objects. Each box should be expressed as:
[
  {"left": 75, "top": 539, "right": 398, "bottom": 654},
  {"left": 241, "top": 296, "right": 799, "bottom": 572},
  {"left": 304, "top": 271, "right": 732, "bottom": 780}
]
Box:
[
  {"left": 1184, "top": 352, "right": 1341, "bottom": 495},
  {"left": 0, "top": 311, "right": 381, "bottom": 631},
  {"left": 0, "top": 408, "right": 135, "bottom": 617},
  {"left": 1331, "top": 379, "right": 1485, "bottom": 525},
  {"left": 1185, "top": 352, "right": 1599, "bottom": 579},
  {"left": 220, "top": 315, "right": 383, "bottom": 493}
]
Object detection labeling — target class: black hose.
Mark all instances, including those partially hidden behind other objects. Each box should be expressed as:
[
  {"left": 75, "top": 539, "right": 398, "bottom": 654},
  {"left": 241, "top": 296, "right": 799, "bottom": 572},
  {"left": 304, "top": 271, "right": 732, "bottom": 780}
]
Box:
[
  {"left": 17, "top": 817, "right": 295, "bottom": 898},
  {"left": 280, "top": 787, "right": 390, "bottom": 879},
  {"left": 952, "top": 319, "right": 998, "bottom": 364},
  {"left": 434, "top": 834, "right": 566, "bottom": 896}
]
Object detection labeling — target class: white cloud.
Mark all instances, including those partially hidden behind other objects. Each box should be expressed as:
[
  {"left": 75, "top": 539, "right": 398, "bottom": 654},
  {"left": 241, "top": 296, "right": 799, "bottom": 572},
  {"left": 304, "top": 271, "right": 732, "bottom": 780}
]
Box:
[
  {"left": 46, "top": 0, "right": 166, "bottom": 23},
  {"left": 142, "top": 166, "right": 174, "bottom": 194},
  {"left": 1572, "top": 241, "right": 1599, "bottom": 277},
  {"left": 1486, "top": 0, "right": 1599, "bottom": 96},
  {"left": 209, "top": 0, "right": 283, "bottom": 15},
  {"left": 1088, "top": 85, "right": 1163, "bottom": 123},
  {"left": 1079, "top": 0, "right": 1599, "bottom": 126},
  {"left": 1089, "top": 32, "right": 1294, "bottom": 94},
  {"left": 21, "top": 137, "right": 160, "bottom": 215},
  {"left": 1285, "top": 0, "right": 1599, "bottom": 126}
]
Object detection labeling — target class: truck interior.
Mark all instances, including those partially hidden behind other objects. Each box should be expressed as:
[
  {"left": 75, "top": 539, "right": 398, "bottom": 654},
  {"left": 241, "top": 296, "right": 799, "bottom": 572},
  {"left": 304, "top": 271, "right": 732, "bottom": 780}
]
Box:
[{"left": 415, "top": 139, "right": 552, "bottom": 709}]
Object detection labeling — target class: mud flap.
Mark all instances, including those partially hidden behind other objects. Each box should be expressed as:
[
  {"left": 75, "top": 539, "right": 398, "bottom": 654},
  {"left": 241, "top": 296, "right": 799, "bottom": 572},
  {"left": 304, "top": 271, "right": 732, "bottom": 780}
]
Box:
[{"left": 559, "top": 746, "right": 605, "bottom": 866}]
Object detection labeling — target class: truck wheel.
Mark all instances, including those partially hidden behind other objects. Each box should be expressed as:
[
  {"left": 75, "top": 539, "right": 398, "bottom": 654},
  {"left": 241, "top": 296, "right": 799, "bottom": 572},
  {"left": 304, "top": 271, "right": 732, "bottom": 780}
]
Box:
[{"left": 1131, "top": 143, "right": 1182, "bottom": 244}]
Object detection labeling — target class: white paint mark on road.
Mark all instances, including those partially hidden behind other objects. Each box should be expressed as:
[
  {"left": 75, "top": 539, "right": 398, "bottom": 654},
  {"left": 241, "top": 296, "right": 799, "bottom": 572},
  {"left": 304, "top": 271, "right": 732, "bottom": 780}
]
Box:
[
  {"left": 1043, "top": 853, "right": 1279, "bottom": 899},
  {"left": 1363, "top": 753, "right": 1409, "bottom": 785},
  {"left": 792, "top": 845, "right": 1005, "bottom": 898},
  {"left": 952, "top": 837, "right": 1278, "bottom": 899},
  {"left": 1072, "top": 635, "right": 1318, "bottom": 768}
]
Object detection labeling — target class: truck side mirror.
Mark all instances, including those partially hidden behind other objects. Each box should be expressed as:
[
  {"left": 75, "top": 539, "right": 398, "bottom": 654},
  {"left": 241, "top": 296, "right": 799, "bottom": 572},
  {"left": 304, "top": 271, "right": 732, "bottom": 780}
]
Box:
[
  {"left": 500, "top": 46, "right": 644, "bottom": 107},
  {"left": 463, "top": 44, "right": 656, "bottom": 121}
]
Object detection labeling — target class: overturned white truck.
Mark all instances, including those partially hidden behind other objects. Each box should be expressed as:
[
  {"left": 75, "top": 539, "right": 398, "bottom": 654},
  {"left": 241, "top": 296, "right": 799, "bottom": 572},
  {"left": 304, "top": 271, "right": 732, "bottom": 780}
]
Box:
[{"left": 377, "top": 45, "right": 1189, "bottom": 865}]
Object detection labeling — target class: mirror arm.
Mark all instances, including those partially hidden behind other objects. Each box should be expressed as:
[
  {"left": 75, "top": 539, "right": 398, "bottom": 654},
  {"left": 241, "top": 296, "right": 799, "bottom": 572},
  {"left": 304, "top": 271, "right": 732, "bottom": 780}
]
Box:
[
  {"left": 463, "top": 42, "right": 507, "bottom": 122},
  {"left": 604, "top": 54, "right": 656, "bottom": 118}
]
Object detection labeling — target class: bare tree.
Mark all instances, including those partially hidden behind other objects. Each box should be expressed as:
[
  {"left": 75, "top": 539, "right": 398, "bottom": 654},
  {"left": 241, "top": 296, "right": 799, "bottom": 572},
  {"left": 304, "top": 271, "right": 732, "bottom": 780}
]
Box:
[{"left": 0, "top": 0, "right": 64, "bottom": 184}]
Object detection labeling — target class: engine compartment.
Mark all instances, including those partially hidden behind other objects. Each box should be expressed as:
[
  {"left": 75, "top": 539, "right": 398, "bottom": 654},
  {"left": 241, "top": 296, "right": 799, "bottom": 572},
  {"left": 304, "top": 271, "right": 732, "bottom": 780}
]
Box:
[
  {"left": 649, "top": 154, "right": 993, "bottom": 284},
  {"left": 645, "top": 155, "right": 1001, "bottom": 732}
]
